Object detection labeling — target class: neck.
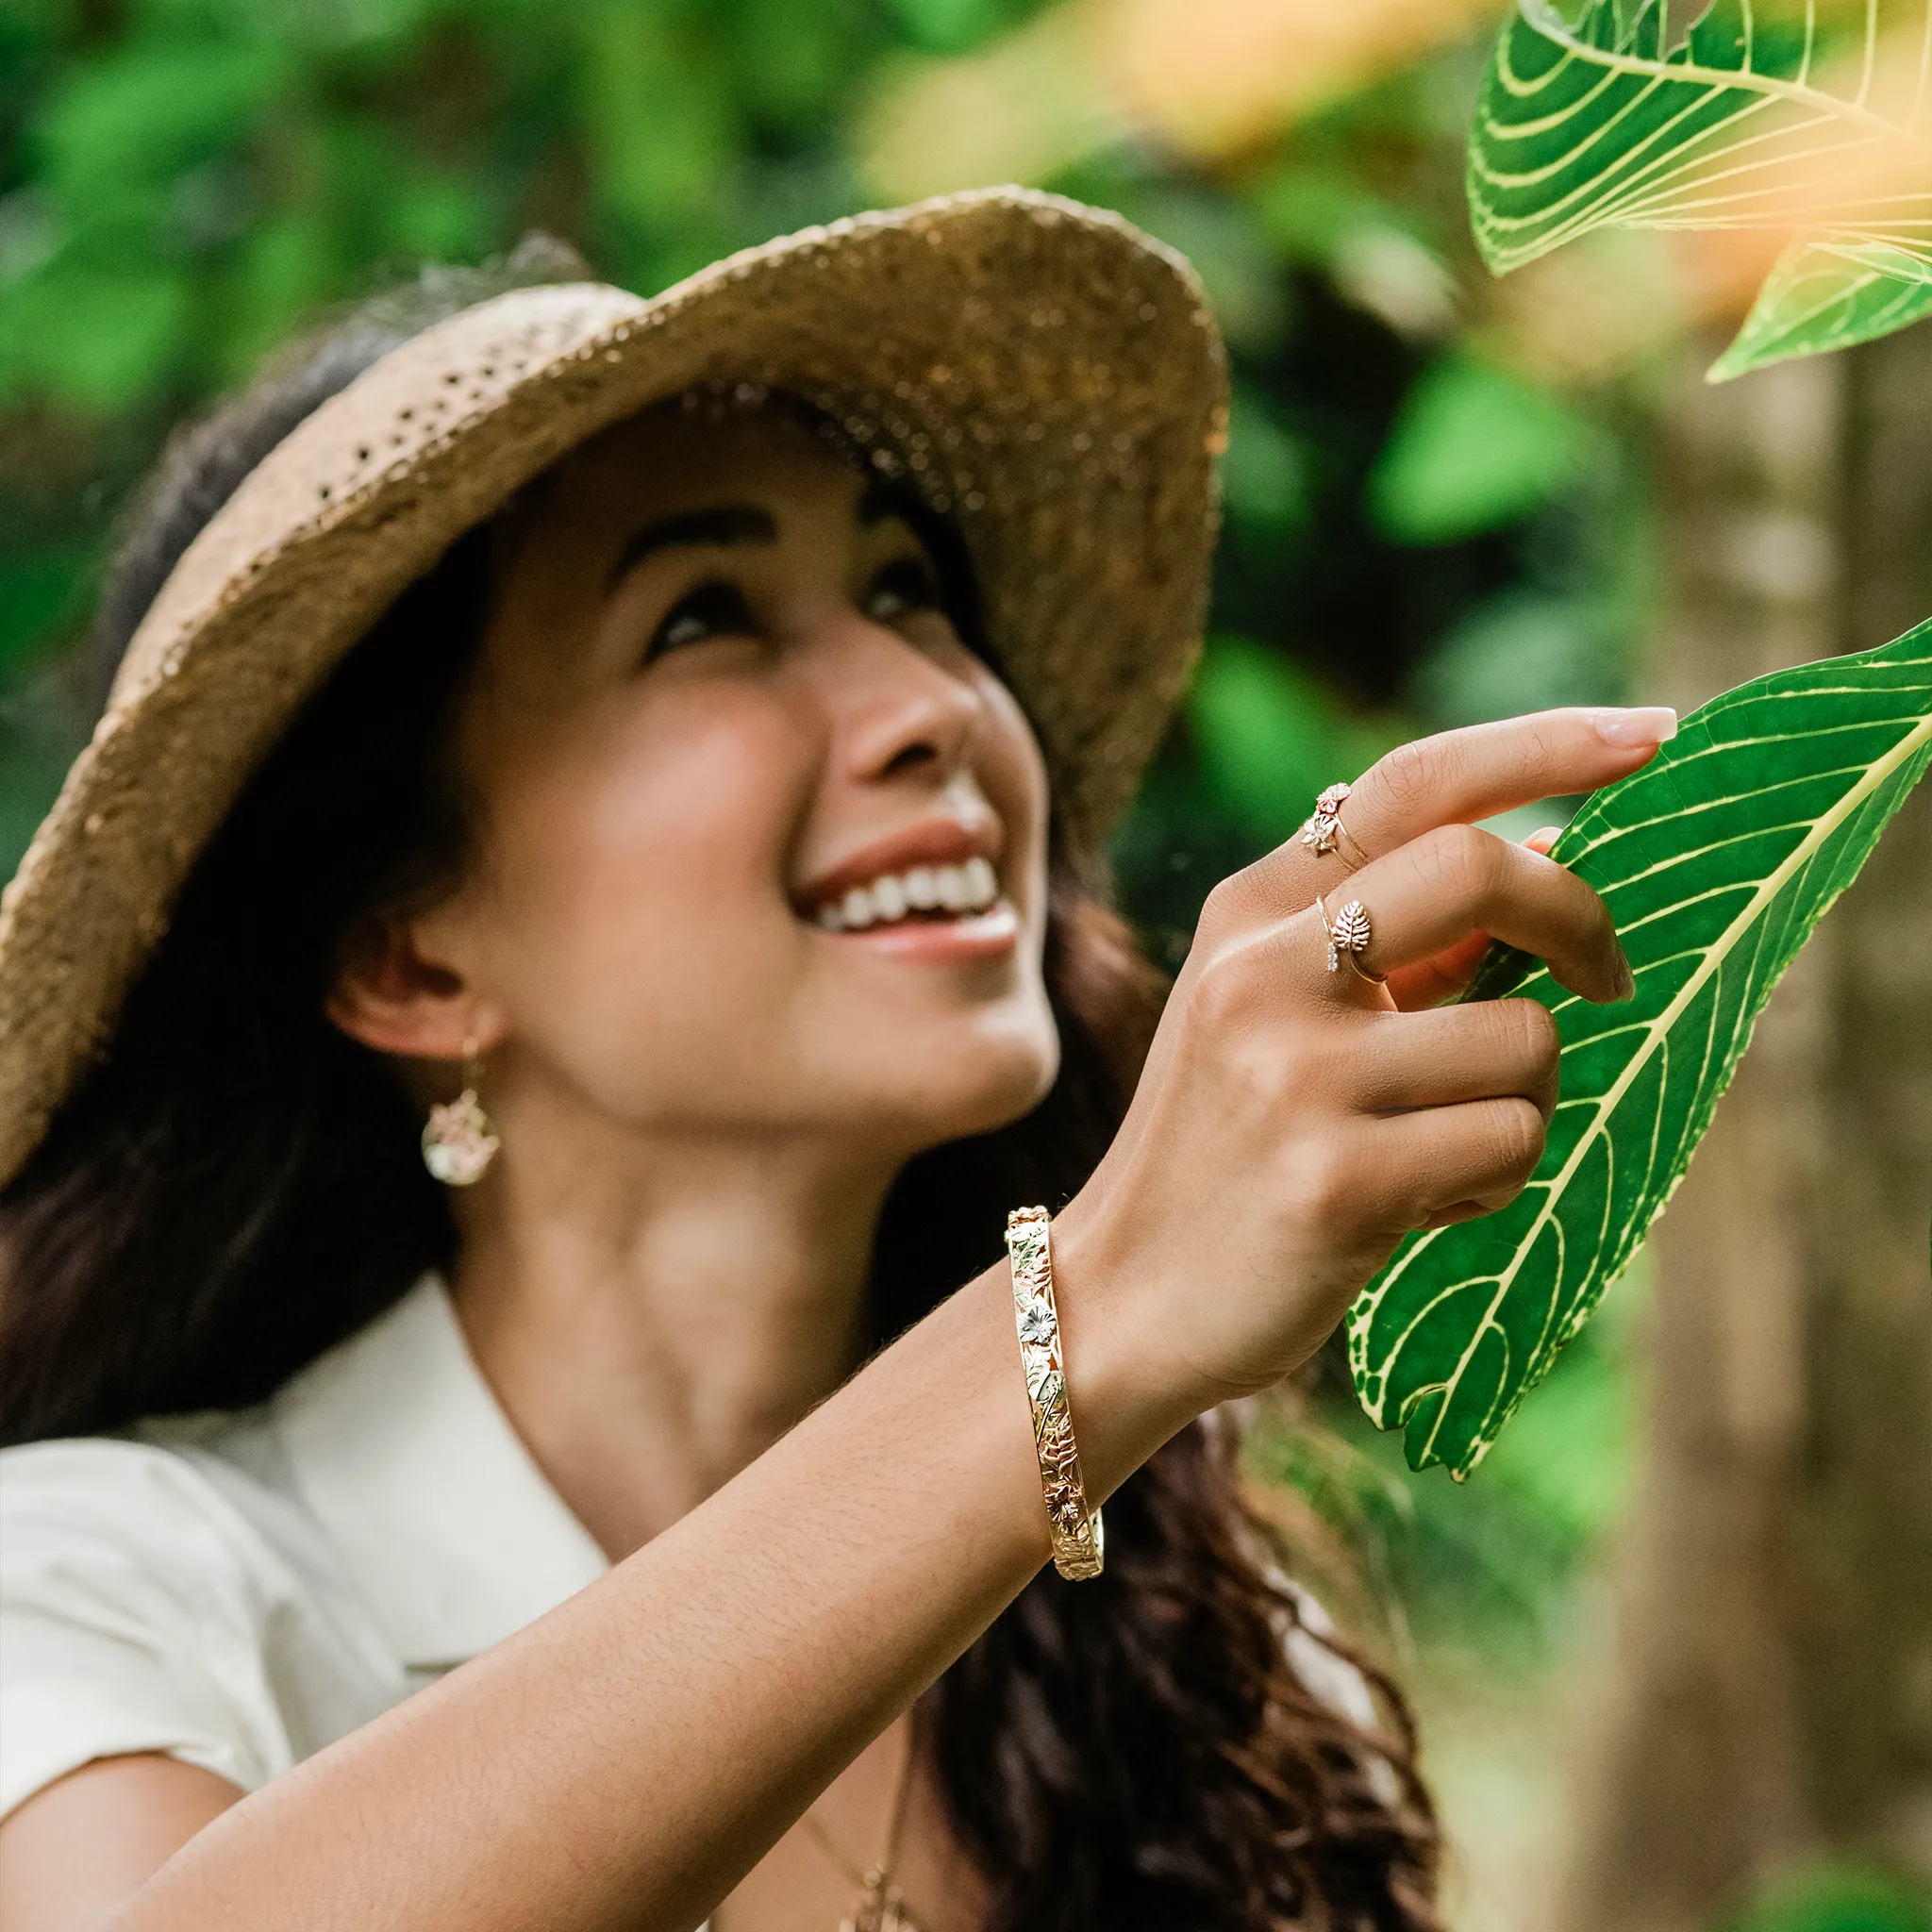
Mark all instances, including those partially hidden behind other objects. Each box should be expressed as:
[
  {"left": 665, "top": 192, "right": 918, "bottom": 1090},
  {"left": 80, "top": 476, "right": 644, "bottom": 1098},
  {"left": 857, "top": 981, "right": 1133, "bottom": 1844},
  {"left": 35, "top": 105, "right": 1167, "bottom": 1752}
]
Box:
[{"left": 446, "top": 1092, "right": 900, "bottom": 1562}]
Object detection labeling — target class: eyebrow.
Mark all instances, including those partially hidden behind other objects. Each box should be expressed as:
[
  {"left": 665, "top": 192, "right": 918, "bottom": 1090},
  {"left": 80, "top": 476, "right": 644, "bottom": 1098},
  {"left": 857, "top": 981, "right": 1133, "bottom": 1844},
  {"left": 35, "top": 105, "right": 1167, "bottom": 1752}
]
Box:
[
  {"left": 605, "top": 505, "right": 776, "bottom": 591},
  {"left": 603, "top": 481, "right": 919, "bottom": 593}
]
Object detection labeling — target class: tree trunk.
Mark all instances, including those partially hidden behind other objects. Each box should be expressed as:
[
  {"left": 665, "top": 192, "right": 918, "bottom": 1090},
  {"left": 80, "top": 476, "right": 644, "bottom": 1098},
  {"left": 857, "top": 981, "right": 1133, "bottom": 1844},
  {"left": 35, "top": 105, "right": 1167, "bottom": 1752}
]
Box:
[{"left": 1551, "top": 330, "right": 1932, "bottom": 1932}]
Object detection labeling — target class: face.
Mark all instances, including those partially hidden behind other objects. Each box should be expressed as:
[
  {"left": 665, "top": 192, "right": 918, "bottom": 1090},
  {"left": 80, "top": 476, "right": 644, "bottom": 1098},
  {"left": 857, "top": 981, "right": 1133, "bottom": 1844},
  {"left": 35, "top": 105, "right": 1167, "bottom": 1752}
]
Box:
[{"left": 398, "top": 398, "right": 1059, "bottom": 1164}]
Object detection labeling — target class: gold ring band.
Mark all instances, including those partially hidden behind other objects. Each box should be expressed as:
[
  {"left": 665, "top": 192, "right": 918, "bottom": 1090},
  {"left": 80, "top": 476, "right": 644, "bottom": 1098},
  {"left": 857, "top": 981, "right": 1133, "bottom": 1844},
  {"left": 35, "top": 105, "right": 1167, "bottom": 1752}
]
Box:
[{"left": 1328, "top": 819, "right": 1372, "bottom": 871}]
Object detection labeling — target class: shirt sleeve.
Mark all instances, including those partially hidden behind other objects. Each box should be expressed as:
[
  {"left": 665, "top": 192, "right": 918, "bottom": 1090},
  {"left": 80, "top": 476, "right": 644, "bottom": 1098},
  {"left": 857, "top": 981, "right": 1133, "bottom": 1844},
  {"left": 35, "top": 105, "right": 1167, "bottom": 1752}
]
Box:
[{"left": 0, "top": 1439, "right": 295, "bottom": 1819}]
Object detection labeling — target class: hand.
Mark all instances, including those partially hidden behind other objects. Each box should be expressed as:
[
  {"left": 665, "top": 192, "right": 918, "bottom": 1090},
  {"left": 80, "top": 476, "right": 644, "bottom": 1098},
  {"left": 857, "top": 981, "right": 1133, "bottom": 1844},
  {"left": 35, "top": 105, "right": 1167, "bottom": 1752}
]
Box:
[{"left": 1056, "top": 707, "right": 1674, "bottom": 1424}]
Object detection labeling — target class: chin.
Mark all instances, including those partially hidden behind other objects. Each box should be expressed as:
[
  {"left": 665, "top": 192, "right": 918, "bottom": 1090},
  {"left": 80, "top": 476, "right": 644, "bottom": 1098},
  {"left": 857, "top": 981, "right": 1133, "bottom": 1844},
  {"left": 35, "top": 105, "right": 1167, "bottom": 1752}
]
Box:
[{"left": 866, "top": 1012, "right": 1061, "bottom": 1154}]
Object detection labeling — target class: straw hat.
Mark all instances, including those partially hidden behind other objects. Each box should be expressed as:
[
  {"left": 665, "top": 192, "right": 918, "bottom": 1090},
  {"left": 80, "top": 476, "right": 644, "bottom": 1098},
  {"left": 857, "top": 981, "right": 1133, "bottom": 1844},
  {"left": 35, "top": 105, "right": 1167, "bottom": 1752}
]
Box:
[{"left": 0, "top": 187, "right": 1227, "bottom": 1191}]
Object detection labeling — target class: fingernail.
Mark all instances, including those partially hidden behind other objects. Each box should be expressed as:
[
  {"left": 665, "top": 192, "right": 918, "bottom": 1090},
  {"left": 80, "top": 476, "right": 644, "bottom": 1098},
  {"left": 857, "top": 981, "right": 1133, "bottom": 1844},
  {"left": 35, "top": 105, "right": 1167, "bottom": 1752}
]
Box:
[
  {"left": 1615, "top": 954, "right": 1637, "bottom": 1001},
  {"left": 1524, "top": 824, "right": 1563, "bottom": 853},
  {"left": 1592, "top": 707, "right": 1677, "bottom": 748}
]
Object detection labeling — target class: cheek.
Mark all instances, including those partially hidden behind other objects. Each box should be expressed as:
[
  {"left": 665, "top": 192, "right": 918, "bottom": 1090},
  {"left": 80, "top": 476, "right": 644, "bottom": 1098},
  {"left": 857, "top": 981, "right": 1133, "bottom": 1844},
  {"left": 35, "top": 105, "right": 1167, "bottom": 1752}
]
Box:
[
  {"left": 979, "top": 683, "right": 1052, "bottom": 898},
  {"left": 479, "top": 691, "right": 815, "bottom": 1026}
]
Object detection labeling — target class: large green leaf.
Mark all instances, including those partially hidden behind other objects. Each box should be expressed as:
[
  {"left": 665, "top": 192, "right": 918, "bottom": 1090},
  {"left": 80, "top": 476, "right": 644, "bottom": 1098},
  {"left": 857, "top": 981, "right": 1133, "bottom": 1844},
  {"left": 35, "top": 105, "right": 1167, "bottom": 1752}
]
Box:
[
  {"left": 1348, "top": 619, "right": 1932, "bottom": 1478},
  {"left": 1467, "top": 0, "right": 1932, "bottom": 377},
  {"left": 1708, "top": 237, "right": 1932, "bottom": 375}
]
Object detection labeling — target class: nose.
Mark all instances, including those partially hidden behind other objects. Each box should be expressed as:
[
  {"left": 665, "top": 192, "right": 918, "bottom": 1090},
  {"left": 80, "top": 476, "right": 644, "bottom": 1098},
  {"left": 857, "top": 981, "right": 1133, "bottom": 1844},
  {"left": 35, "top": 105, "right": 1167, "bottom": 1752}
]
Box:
[{"left": 819, "top": 611, "right": 985, "bottom": 790}]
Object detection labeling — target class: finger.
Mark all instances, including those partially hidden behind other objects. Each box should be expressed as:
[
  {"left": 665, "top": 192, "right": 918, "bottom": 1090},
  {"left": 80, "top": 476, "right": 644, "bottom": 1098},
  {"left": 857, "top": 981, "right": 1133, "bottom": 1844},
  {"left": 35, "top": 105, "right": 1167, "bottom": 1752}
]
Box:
[
  {"left": 1328, "top": 824, "right": 1631, "bottom": 1005},
  {"left": 1349, "top": 709, "right": 1674, "bottom": 851},
  {"left": 1346, "top": 1000, "right": 1560, "bottom": 1123},
  {"left": 1246, "top": 710, "right": 1673, "bottom": 898},
  {"left": 1386, "top": 827, "right": 1563, "bottom": 1008},
  {"left": 1369, "top": 1093, "right": 1549, "bottom": 1226},
  {"left": 1385, "top": 929, "right": 1491, "bottom": 1009}
]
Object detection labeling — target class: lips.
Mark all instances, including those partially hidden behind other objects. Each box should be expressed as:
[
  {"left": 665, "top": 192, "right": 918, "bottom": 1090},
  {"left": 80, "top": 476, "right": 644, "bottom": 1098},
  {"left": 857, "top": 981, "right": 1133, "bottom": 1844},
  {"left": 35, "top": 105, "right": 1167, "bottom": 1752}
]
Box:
[
  {"left": 797, "top": 818, "right": 1006, "bottom": 933},
  {"left": 814, "top": 856, "right": 1000, "bottom": 931}
]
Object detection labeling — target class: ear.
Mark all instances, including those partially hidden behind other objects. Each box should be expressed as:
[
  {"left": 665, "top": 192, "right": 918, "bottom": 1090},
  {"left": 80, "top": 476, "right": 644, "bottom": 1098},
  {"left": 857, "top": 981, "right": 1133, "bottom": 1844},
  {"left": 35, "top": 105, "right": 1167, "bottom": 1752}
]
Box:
[{"left": 325, "top": 910, "right": 503, "bottom": 1063}]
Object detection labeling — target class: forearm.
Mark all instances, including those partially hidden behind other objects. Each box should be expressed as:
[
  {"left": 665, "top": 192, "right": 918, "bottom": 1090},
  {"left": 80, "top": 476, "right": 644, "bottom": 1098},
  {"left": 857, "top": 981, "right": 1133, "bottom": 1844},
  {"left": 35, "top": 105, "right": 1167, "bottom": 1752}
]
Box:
[{"left": 111, "top": 1248, "right": 1180, "bottom": 1932}]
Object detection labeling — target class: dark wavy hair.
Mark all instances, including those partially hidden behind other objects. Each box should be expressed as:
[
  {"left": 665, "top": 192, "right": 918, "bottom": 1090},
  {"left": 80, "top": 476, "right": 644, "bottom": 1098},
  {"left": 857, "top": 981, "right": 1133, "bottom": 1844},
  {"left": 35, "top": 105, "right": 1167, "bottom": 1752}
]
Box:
[{"left": 0, "top": 254, "right": 1441, "bottom": 1931}]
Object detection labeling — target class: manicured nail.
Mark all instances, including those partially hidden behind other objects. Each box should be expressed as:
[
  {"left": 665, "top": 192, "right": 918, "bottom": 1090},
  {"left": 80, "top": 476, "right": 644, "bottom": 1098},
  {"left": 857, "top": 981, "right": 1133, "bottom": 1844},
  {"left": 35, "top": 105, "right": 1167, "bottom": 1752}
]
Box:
[
  {"left": 1593, "top": 707, "right": 1677, "bottom": 747},
  {"left": 1524, "top": 824, "right": 1563, "bottom": 853}
]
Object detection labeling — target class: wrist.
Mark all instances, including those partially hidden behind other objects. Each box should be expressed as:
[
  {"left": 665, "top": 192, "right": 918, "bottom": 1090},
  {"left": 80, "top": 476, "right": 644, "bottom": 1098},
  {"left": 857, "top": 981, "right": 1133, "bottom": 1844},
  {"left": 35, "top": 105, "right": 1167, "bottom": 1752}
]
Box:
[{"left": 1038, "top": 1191, "right": 1213, "bottom": 1507}]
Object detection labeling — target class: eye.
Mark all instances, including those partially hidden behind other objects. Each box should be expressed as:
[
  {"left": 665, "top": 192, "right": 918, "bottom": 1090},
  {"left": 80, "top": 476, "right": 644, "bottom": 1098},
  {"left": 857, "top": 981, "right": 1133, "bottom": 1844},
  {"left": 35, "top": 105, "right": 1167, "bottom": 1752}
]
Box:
[
  {"left": 647, "top": 580, "right": 755, "bottom": 659},
  {"left": 864, "top": 555, "right": 944, "bottom": 624}
]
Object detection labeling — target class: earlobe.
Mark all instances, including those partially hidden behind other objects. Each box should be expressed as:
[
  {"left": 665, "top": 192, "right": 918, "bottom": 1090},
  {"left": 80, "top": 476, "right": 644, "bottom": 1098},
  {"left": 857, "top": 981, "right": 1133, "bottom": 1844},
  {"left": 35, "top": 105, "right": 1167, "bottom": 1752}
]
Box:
[{"left": 325, "top": 913, "right": 496, "bottom": 1063}]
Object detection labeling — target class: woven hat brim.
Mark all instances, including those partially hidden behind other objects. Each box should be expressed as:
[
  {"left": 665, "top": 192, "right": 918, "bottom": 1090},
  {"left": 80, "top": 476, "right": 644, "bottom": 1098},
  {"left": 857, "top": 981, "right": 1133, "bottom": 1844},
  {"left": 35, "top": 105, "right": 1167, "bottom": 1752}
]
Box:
[{"left": 0, "top": 187, "right": 1227, "bottom": 1190}]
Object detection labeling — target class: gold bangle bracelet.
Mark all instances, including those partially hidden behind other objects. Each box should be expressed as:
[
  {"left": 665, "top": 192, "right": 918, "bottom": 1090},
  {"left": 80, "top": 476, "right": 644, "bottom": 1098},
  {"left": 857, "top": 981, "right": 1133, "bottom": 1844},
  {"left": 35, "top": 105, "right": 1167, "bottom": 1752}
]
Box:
[{"left": 1005, "top": 1206, "right": 1105, "bottom": 1581}]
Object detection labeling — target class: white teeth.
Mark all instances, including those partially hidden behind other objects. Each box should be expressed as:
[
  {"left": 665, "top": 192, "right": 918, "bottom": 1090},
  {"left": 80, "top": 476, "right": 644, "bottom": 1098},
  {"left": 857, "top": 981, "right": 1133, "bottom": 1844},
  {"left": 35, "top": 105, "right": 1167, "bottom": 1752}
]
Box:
[{"left": 812, "top": 858, "right": 1001, "bottom": 930}]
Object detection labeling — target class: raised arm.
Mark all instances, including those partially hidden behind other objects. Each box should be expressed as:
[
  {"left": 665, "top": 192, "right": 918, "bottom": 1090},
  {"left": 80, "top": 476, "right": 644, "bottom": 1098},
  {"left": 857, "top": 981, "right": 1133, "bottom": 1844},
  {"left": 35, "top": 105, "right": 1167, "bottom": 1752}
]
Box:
[{"left": 4, "top": 709, "right": 1663, "bottom": 1932}]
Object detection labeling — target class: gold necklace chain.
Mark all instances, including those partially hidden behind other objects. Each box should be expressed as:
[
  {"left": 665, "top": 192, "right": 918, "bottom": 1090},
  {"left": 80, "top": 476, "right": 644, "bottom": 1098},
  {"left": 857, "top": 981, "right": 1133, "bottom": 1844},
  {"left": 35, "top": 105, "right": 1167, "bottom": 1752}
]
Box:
[{"left": 796, "top": 1730, "right": 927, "bottom": 1932}]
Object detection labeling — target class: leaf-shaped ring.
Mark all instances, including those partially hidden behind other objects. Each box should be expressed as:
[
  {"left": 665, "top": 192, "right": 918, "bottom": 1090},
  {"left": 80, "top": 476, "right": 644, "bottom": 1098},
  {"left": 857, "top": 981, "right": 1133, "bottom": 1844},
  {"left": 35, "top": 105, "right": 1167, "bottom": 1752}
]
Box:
[{"left": 1320, "top": 893, "right": 1385, "bottom": 983}]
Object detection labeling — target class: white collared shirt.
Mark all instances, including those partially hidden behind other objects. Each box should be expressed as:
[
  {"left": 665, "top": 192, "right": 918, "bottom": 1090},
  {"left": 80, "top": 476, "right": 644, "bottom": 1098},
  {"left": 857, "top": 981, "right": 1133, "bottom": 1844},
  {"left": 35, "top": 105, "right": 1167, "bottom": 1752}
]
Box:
[
  {"left": 0, "top": 1274, "right": 609, "bottom": 1818},
  {"left": 0, "top": 1270, "right": 1378, "bottom": 1886}
]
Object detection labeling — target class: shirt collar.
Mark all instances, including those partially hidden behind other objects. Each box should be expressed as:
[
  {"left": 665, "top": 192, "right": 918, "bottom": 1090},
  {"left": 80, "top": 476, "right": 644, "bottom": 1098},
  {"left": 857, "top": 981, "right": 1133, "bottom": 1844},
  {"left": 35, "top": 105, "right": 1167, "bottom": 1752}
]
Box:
[{"left": 273, "top": 1274, "right": 610, "bottom": 1669}]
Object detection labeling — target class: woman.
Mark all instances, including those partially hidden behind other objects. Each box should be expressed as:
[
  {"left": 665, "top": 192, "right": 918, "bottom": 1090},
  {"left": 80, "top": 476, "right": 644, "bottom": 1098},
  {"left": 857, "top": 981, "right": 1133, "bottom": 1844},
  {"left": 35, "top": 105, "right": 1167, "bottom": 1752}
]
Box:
[{"left": 0, "top": 192, "right": 1666, "bottom": 1932}]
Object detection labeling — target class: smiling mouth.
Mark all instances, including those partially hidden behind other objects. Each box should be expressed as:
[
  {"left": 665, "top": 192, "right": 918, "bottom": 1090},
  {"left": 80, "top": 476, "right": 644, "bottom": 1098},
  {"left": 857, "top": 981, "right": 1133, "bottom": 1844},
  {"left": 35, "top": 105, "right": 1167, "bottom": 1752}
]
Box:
[{"left": 810, "top": 856, "right": 1002, "bottom": 933}]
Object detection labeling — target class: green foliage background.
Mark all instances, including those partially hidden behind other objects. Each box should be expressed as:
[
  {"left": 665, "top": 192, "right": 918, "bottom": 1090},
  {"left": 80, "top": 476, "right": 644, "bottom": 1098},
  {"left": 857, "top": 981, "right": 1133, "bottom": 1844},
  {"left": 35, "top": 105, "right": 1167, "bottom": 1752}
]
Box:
[
  {"left": 13, "top": 8, "right": 1929, "bottom": 1915},
  {"left": 0, "top": 0, "right": 1648, "bottom": 1650},
  {"left": 0, "top": 0, "right": 1650, "bottom": 872},
  {"left": 0, "top": 0, "right": 1667, "bottom": 1740}
]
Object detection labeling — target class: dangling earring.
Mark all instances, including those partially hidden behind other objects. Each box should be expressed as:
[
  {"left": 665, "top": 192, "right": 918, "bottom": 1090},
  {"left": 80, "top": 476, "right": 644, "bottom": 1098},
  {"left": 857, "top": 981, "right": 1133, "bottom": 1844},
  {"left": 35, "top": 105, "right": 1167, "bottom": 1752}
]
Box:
[{"left": 422, "top": 1034, "right": 500, "bottom": 1187}]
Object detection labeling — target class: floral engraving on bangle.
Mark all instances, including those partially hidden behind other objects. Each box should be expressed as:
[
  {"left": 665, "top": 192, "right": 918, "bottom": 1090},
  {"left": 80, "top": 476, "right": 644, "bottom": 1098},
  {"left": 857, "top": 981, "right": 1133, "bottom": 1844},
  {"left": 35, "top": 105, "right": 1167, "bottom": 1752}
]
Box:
[{"left": 1006, "top": 1207, "right": 1105, "bottom": 1581}]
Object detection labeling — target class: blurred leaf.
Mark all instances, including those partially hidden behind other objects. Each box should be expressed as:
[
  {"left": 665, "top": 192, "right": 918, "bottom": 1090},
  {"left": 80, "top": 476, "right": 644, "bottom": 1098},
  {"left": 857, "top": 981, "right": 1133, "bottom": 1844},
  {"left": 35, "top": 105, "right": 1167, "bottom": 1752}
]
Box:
[
  {"left": 0, "top": 544, "right": 88, "bottom": 673},
  {"left": 1251, "top": 161, "right": 1398, "bottom": 264},
  {"left": 1719, "top": 1860, "right": 1932, "bottom": 1932},
  {"left": 1189, "top": 635, "right": 1398, "bottom": 842},
  {"left": 1710, "top": 240, "right": 1932, "bottom": 381},
  {"left": 0, "top": 255, "right": 192, "bottom": 405},
  {"left": 1369, "top": 351, "right": 1591, "bottom": 546},
  {"left": 1350, "top": 620, "right": 1932, "bottom": 1478},
  {"left": 1407, "top": 589, "right": 1622, "bottom": 726},
  {"left": 1222, "top": 385, "right": 1308, "bottom": 541},
  {"left": 727, "top": 0, "right": 858, "bottom": 128},
  {"left": 1251, "top": 161, "right": 1457, "bottom": 338},
  {"left": 35, "top": 41, "right": 283, "bottom": 211},
  {"left": 214, "top": 209, "right": 340, "bottom": 377},
  {"left": 0, "top": 0, "right": 63, "bottom": 51},
  {"left": 377, "top": 166, "right": 493, "bottom": 262},
  {"left": 583, "top": 6, "right": 737, "bottom": 233},
  {"left": 134, "top": 0, "right": 437, "bottom": 54},
  {"left": 1467, "top": 0, "right": 1932, "bottom": 378},
  {"left": 1097, "top": 184, "right": 1287, "bottom": 350},
  {"left": 885, "top": 0, "right": 1028, "bottom": 57},
  {"left": 0, "top": 190, "right": 61, "bottom": 288}
]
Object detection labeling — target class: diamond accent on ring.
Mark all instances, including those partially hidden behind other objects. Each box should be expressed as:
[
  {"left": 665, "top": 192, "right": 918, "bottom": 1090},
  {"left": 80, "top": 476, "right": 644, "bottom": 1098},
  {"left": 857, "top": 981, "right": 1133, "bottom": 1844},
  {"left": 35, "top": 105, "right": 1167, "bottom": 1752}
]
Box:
[{"left": 1325, "top": 898, "right": 1373, "bottom": 973}]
